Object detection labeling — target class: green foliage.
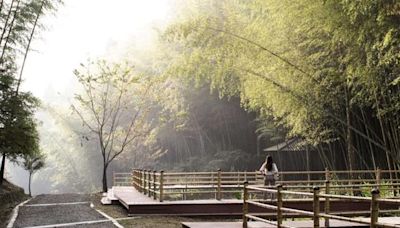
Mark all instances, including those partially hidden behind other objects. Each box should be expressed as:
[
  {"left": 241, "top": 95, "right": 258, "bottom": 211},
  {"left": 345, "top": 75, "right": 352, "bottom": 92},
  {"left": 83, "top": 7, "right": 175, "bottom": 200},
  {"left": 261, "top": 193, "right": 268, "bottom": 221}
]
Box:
[
  {"left": 0, "top": 0, "right": 62, "bottom": 184},
  {"left": 72, "top": 59, "right": 162, "bottom": 191},
  {"left": 21, "top": 150, "right": 45, "bottom": 174},
  {"left": 161, "top": 0, "right": 400, "bottom": 168},
  {"left": 360, "top": 182, "right": 392, "bottom": 198},
  {"left": 0, "top": 74, "right": 39, "bottom": 160},
  {"left": 233, "top": 191, "right": 242, "bottom": 200}
]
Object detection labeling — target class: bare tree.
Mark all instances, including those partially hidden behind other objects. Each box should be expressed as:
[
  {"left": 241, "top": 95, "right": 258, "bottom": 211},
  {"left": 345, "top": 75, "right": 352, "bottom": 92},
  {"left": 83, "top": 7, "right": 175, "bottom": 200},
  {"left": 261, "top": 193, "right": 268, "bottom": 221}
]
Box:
[{"left": 72, "top": 60, "right": 152, "bottom": 192}]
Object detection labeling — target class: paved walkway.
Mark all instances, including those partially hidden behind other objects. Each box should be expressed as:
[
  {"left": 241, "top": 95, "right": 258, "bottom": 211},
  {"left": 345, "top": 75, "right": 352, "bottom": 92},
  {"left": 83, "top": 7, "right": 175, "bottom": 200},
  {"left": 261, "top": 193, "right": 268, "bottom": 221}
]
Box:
[{"left": 8, "top": 194, "right": 121, "bottom": 228}]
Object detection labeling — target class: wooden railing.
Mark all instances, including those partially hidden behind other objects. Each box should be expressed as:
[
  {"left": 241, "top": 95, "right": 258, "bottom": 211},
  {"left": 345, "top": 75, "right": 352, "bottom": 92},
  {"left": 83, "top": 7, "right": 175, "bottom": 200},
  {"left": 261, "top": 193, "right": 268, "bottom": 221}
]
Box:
[
  {"left": 123, "top": 168, "right": 400, "bottom": 202},
  {"left": 243, "top": 183, "right": 400, "bottom": 228},
  {"left": 112, "top": 172, "right": 132, "bottom": 186}
]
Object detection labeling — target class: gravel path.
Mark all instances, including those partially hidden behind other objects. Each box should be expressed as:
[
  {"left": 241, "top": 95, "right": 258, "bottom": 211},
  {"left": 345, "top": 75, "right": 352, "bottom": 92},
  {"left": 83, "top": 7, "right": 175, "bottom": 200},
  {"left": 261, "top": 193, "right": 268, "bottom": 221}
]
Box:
[{"left": 11, "top": 194, "right": 118, "bottom": 228}]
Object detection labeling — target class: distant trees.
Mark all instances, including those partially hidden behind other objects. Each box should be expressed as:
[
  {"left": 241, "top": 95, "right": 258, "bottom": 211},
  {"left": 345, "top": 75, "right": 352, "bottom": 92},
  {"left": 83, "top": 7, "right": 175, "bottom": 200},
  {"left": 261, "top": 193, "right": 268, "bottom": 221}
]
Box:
[
  {"left": 150, "top": 86, "right": 259, "bottom": 172},
  {"left": 0, "top": 0, "right": 61, "bottom": 185},
  {"left": 72, "top": 60, "right": 153, "bottom": 192}
]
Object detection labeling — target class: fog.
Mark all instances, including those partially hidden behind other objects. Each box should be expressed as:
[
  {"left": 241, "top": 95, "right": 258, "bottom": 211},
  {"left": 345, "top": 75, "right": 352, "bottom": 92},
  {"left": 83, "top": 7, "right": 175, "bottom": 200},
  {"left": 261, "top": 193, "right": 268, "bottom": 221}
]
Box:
[
  {"left": 6, "top": 0, "right": 172, "bottom": 195},
  {"left": 5, "top": 0, "right": 386, "bottom": 196}
]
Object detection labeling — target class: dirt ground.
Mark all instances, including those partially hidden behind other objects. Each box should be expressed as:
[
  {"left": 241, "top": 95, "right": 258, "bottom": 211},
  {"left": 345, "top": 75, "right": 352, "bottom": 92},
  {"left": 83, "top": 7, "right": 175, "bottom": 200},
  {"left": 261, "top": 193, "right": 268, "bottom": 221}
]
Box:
[{"left": 0, "top": 181, "right": 29, "bottom": 228}]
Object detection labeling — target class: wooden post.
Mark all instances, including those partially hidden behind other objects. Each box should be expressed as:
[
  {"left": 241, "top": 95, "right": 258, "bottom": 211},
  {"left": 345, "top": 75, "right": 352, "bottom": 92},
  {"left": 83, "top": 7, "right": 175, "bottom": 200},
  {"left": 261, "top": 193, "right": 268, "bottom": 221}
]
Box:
[
  {"left": 393, "top": 166, "right": 398, "bottom": 197},
  {"left": 131, "top": 169, "right": 135, "bottom": 189},
  {"left": 324, "top": 180, "right": 330, "bottom": 228},
  {"left": 242, "top": 181, "right": 249, "bottom": 228},
  {"left": 136, "top": 169, "right": 139, "bottom": 189},
  {"left": 306, "top": 146, "right": 310, "bottom": 182},
  {"left": 112, "top": 172, "right": 115, "bottom": 186},
  {"left": 159, "top": 170, "right": 164, "bottom": 202},
  {"left": 237, "top": 171, "right": 240, "bottom": 187},
  {"left": 370, "top": 188, "right": 380, "bottom": 228},
  {"left": 325, "top": 167, "right": 330, "bottom": 183},
  {"left": 142, "top": 170, "right": 146, "bottom": 194},
  {"left": 140, "top": 169, "right": 145, "bottom": 194},
  {"left": 148, "top": 170, "right": 152, "bottom": 197},
  {"left": 136, "top": 169, "right": 139, "bottom": 188},
  {"left": 313, "top": 186, "right": 320, "bottom": 228},
  {"left": 138, "top": 169, "right": 141, "bottom": 189},
  {"left": 277, "top": 184, "right": 283, "bottom": 227},
  {"left": 375, "top": 168, "right": 381, "bottom": 190},
  {"left": 217, "top": 169, "right": 222, "bottom": 200},
  {"left": 144, "top": 170, "right": 148, "bottom": 195},
  {"left": 184, "top": 174, "right": 187, "bottom": 200},
  {"left": 143, "top": 170, "right": 146, "bottom": 194},
  {"left": 153, "top": 170, "right": 157, "bottom": 200}
]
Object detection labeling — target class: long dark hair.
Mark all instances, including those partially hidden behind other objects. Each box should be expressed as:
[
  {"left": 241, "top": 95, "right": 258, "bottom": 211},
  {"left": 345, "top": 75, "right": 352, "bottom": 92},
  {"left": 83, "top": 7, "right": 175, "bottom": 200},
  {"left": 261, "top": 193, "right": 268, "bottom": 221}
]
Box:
[{"left": 266, "top": 155, "right": 273, "bottom": 171}]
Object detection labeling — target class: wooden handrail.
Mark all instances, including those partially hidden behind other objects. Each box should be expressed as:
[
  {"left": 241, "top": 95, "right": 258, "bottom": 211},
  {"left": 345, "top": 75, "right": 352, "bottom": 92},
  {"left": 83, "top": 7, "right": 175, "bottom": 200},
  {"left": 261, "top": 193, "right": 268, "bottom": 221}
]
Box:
[
  {"left": 243, "top": 185, "right": 400, "bottom": 228},
  {"left": 127, "top": 169, "right": 400, "bottom": 227},
  {"left": 127, "top": 168, "right": 400, "bottom": 203}
]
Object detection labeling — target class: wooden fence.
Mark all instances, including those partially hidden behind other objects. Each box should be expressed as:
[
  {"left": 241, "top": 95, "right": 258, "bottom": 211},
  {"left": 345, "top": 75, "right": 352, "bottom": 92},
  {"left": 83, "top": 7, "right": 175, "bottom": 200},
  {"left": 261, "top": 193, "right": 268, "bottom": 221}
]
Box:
[
  {"left": 243, "top": 183, "right": 400, "bottom": 228},
  {"left": 112, "top": 169, "right": 400, "bottom": 202}
]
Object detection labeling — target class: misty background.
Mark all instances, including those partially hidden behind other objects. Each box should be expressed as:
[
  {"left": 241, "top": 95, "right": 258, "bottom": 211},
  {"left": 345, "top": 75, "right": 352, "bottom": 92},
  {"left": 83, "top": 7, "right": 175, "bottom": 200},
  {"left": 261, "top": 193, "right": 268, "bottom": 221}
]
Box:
[{"left": 4, "top": 0, "right": 399, "bottom": 195}]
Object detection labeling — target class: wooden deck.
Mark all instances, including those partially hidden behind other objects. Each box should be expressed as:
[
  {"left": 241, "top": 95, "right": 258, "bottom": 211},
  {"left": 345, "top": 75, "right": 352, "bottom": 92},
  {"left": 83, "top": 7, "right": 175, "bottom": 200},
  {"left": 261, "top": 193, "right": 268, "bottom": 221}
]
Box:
[
  {"left": 111, "top": 186, "right": 246, "bottom": 215},
  {"left": 182, "top": 217, "right": 400, "bottom": 228},
  {"left": 109, "top": 187, "right": 399, "bottom": 217},
  {"left": 182, "top": 220, "right": 369, "bottom": 228}
]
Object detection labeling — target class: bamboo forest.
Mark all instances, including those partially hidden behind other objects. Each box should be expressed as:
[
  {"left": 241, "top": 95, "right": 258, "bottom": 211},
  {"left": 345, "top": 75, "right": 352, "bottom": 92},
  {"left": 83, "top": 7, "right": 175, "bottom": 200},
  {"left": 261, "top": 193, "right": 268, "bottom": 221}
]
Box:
[{"left": 1, "top": 0, "right": 400, "bottom": 227}]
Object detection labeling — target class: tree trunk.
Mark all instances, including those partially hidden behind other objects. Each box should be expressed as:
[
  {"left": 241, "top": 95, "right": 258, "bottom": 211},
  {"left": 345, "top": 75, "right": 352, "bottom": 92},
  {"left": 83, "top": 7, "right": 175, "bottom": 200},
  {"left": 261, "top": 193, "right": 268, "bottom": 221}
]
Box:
[
  {"left": 16, "top": 1, "right": 44, "bottom": 94},
  {"left": 345, "top": 85, "right": 360, "bottom": 195},
  {"left": 0, "top": 153, "right": 6, "bottom": 186},
  {"left": 102, "top": 163, "right": 108, "bottom": 192},
  {"left": 28, "top": 172, "right": 32, "bottom": 196},
  {"left": 0, "top": 0, "right": 20, "bottom": 61},
  {"left": 0, "top": 0, "right": 15, "bottom": 46}
]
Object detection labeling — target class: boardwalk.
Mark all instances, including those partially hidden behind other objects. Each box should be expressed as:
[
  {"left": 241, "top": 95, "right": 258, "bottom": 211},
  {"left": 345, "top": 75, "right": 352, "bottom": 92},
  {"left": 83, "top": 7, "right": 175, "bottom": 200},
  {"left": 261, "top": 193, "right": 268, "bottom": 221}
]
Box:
[
  {"left": 110, "top": 186, "right": 244, "bottom": 215},
  {"left": 182, "top": 220, "right": 369, "bottom": 228},
  {"left": 108, "top": 186, "right": 399, "bottom": 218},
  {"left": 183, "top": 217, "right": 400, "bottom": 228},
  {"left": 108, "top": 169, "right": 400, "bottom": 227}
]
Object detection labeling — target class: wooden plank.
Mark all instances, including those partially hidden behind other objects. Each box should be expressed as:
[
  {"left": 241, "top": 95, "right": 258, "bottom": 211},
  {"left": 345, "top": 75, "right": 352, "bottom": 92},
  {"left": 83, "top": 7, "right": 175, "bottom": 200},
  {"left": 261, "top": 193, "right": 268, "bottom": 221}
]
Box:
[
  {"left": 359, "top": 217, "right": 400, "bottom": 226},
  {"left": 111, "top": 187, "right": 399, "bottom": 219},
  {"left": 182, "top": 219, "right": 369, "bottom": 228}
]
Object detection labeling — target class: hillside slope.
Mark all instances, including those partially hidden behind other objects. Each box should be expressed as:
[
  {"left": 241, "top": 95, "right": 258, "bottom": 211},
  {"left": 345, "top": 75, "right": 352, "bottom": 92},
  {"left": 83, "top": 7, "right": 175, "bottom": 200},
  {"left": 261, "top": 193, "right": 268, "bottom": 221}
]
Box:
[{"left": 0, "top": 180, "right": 29, "bottom": 228}]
